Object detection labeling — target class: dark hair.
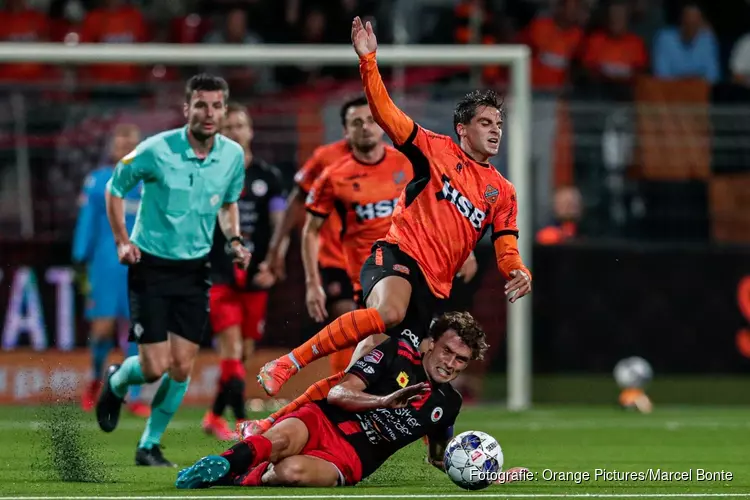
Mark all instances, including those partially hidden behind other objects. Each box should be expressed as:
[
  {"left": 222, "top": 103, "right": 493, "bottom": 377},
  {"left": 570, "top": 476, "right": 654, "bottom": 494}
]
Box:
[
  {"left": 430, "top": 311, "right": 489, "bottom": 361},
  {"left": 340, "top": 96, "right": 369, "bottom": 126},
  {"left": 185, "top": 73, "right": 229, "bottom": 103},
  {"left": 453, "top": 89, "right": 504, "bottom": 138}
]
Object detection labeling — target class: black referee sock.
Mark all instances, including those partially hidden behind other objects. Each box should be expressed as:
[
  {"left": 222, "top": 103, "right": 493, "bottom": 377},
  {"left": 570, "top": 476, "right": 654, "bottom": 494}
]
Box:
[
  {"left": 225, "top": 377, "right": 247, "bottom": 421},
  {"left": 211, "top": 382, "right": 228, "bottom": 417}
]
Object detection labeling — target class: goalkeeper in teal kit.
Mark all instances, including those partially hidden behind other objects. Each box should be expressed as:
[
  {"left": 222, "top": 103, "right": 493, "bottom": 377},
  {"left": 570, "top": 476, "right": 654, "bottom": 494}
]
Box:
[{"left": 95, "top": 74, "right": 251, "bottom": 467}]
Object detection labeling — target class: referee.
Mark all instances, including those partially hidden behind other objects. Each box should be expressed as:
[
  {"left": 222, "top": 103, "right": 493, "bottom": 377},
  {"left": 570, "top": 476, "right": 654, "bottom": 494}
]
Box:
[{"left": 96, "top": 74, "right": 251, "bottom": 467}]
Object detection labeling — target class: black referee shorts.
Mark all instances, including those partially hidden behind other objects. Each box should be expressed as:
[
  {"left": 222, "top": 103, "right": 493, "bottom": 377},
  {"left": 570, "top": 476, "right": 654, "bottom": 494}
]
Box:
[
  {"left": 127, "top": 252, "right": 211, "bottom": 345},
  {"left": 359, "top": 241, "right": 439, "bottom": 346}
]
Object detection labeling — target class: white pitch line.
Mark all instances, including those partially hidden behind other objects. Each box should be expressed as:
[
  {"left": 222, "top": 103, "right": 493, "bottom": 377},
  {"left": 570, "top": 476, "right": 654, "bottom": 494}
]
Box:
[{"left": 1, "top": 494, "right": 750, "bottom": 500}]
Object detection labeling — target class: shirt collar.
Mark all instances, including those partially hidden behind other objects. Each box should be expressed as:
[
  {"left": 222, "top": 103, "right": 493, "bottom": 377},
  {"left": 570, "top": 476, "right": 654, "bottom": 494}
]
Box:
[{"left": 181, "top": 126, "right": 221, "bottom": 164}]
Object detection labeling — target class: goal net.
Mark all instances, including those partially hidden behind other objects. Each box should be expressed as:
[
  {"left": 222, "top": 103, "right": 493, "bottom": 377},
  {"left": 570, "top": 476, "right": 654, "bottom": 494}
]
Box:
[{"left": 0, "top": 42, "right": 532, "bottom": 411}]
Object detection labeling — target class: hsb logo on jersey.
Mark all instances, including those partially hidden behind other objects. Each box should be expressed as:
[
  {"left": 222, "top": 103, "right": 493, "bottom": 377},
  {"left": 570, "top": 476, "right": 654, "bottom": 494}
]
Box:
[
  {"left": 353, "top": 198, "right": 399, "bottom": 222},
  {"left": 435, "top": 174, "right": 486, "bottom": 230}
]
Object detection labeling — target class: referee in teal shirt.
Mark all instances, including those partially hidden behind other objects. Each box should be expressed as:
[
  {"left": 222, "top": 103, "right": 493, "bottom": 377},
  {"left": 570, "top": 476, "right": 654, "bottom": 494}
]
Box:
[{"left": 96, "top": 74, "right": 251, "bottom": 467}]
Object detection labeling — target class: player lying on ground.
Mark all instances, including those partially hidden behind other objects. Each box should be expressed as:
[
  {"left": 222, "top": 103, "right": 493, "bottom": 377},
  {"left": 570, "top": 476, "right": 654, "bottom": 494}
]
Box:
[
  {"left": 257, "top": 16, "right": 532, "bottom": 397},
  {"left": 73, "top": 123, "right": 149, "bottom": 418},
  {"left": 202, "top": 102, "right": 286, "bottom": 441},
  {"left": 178, "top": 312, "right": 494, "bottom": 488}
]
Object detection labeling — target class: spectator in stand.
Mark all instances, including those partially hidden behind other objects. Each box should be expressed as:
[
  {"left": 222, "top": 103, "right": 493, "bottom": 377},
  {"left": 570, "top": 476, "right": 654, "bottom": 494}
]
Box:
[
  {"left": 521, "top": 0, "right": 585, "bottom": 90},
  {"left": 729, "top": 31, "right": 750, "bottom": 86},
  {"left": 652, "top": 2, "right": 719, "bottom": 84},
  {"left": 203, "top": 7, "right": 273, "bottom": 92},
  {"left": 581, "top": 0, "right": 648, "bottom": 84},
  {"left": 79, "top": 0, "right": 149, "bottom": 84},
  {"left": 536, "top": 186, "right": 583, "bottom": 245},
  {"left": 0, "top": 0, "right": 50, "bottom": 82}
]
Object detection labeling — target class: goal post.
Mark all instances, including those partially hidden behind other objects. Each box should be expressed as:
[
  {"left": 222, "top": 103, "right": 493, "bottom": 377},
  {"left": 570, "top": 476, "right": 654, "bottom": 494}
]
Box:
[{"left": 0, "top": 42, "right": 532, "bottom": 411}]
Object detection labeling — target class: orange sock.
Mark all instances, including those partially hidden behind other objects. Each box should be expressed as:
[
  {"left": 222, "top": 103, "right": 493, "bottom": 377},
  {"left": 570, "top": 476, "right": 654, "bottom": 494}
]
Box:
[
  {"left": 329, "top": 346, "right": 355, "bottom": 374},
  {"left": 291, "top": 308, "right": 384, "bottom": 367},
  {"left": 268, "top": 371, "right": 346, "bottom": 422}
]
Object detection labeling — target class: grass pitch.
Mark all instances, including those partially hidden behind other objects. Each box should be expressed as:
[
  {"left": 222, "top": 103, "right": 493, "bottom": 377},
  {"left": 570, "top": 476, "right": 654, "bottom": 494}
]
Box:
[{"left": 0, "top": 404, "right": 747, "bottom": 499}]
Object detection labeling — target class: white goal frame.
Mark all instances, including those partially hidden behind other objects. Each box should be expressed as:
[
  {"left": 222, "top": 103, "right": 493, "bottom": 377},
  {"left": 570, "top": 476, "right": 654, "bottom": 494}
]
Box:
[{"left": 0, "top": 42, "right": 532, "bottom": 411}]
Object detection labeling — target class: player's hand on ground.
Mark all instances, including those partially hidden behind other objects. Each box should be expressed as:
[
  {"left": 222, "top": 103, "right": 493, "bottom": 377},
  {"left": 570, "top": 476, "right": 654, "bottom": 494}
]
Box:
[
  {"left": 352, "top": 16, "right": 377, "bottom": 57},
  {"left": 457, "top": 252, "right": 478, "bottom": 283},
  {"left": 305, "top": 283, "right": 328, "bottom": 323},
  {"left": 230, "top": 242, "right": 252, "bottom": 270},
  {"left": 505, "top": 269, "right": 531, "bottom": 303},
  {"left": 252, "top": 261, "right": 277, "bottom": 289},
  {"left": 381, "top": 382, "right": 430, "bottom": 409},
  {"left": 117, "top": 242, "right": 141, "bottom": 265}
]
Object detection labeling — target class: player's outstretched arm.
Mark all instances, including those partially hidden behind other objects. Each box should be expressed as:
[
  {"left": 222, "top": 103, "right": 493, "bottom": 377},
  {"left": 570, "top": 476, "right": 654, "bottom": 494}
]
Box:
[
  {"left": 328, "top": 374, "right": 430, "bottom": 412},
  {"left": 491, "top": 182, "right": 532, "bottom": 303},
  {"left": 353, "top": 16, "right": 415, "bottom": 146},
  {"left": 301, "top": 213, "right": 328, "bottom": 323}
]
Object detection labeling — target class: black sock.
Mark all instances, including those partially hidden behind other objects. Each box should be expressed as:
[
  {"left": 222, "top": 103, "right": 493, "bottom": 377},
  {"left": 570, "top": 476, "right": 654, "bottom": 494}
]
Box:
[
  {"left": 211, "top": 382, "right": 228, "bottom": 417},
  {"left": 221, "top": 441, "right": 255, "bottom": 475},
  {"left": 225, "top": 377, "right": 247, "bottom": 421}
]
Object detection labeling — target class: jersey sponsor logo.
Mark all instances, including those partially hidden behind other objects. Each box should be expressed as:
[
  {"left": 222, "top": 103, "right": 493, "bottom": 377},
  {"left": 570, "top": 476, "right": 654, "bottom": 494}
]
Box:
[
  {"left": 393, "top": 170, "right": 406, "bottom": 184},
  {"left": 431, "top": 406, "right": 443, "bottom": 422},
  {"left": 393, "top": 264, "right": 410, "bottom": 275},
  {"left": 484, "top": 184, "right": 499, "bottom": 204},
  {"left": 353, "top": 198, "right": 399, "bottom": 222},
  {"left": 363, "top": 365, "right": 375, "bottom": 375},
  {"left": 251, "top": 179, "right": 268, "bottom": 197},
  {"left": 364, "top": 349, "right": 384, "bottom": 364},
  {"left": 435, "top": 174, "right": 487, "bottom": 230},
  {"left": 401, "top": 328, "right": 420, "bottom": 350},
  {"left": 354, "top": 360, "right": 368, "bottom": 370},
  {"left": 396, "top": 371, "right": 409, "bottom": 388},
  {"left": 121, "top": 149, "right": 137, "bottom": 165}
]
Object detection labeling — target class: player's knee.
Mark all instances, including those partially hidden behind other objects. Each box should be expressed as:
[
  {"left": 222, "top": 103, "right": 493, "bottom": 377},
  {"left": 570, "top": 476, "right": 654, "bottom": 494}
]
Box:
[
  {"left": 168, "top": 358, "right": 194, "bottom": 382},
  {"left": 139, "top": 356, "right": 168, "bottom": 382},
  {"left": 274, "top": 460, "right": 313, "bottom": 486},
  {"left": 375, "top": 302, "right": 406, "bottom": 329}
]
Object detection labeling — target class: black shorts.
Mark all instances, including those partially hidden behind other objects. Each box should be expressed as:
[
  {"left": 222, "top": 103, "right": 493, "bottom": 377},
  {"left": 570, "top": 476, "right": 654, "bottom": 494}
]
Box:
[
  {"left": 127, "top": 252, "right": 211, "bottom": 345},
  {"left": 360, "top": 241, "right": 439, "bottom": 345},
  {"left": 320, "top": 266, "right": 355, "bottom": 307}
]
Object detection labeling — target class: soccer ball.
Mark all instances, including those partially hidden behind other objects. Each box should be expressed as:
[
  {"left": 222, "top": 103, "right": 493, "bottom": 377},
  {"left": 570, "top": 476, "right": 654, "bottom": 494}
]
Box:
[
  {"left": 443, "top": 430, "right": 503, "bottom": 490},
  {"left": 613, "top": 356, "right": 653, "bottom": 389}
]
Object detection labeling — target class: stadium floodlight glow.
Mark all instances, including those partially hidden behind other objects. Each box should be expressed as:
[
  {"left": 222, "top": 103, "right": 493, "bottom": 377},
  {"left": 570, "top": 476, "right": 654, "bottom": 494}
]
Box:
[{"left": 0, "top": 42, "right": 532, "bottom": 411}]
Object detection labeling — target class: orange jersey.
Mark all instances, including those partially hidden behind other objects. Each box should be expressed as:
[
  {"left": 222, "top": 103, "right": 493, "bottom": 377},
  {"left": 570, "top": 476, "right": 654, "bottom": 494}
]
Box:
[
  {"left": 360, "top": 52, "right": 525, "bottom": 299},
  {"left": 305, "top": 146, "right": 413, "bottom": 288},
  {"left": 0, "top": 9, "right": 50, "bottom": 81},
  {"left": 294, "top": 140, "right": 350, "bottom": 270},
  {"left": 80, "top": 6, "right": 148, "bottom": 82}
]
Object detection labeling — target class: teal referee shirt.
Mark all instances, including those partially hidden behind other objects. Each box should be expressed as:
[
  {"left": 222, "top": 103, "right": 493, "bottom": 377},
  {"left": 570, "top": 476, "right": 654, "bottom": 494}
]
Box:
[{"left": 106, "top": 126, "right": 245, "bottom": 261}]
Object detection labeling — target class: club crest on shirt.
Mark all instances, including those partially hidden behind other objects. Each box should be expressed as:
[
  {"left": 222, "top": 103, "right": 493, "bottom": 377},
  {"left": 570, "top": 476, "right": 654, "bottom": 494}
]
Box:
[
  {"left": 251, "top": 179, "right": 268, "bottom": 197},
  {"left": 431, "top": 407, "right": 443, "bottom": 422},
  {"left": 396, "top": 371, "right": 409, "bottom": 388},
  {"left": 484, "top": 185, "right": 499, "bottom": 204},
  {"left": 393, "top": 170, "right": 406, "bottom": 184}
]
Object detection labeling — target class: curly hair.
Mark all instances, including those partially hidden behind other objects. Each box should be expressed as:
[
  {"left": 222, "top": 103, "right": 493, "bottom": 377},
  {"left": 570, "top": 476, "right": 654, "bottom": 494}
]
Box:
[
  {"left": 453, "top": 89, "right": 505, "bottom": 138},
  {"left": 430, "top": 311, "right": 489, "bottom": 361}
]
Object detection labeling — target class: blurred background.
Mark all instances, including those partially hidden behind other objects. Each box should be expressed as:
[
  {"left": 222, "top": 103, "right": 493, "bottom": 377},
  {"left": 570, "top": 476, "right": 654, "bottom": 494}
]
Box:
[{"left": 0, "top": 0, "right": 748, "bottom": 408}]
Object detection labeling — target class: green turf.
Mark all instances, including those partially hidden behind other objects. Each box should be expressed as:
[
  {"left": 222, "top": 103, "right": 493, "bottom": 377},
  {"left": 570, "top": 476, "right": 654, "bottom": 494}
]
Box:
[{"left": 0, "top": 404, "right": 748, "bottom": 498}]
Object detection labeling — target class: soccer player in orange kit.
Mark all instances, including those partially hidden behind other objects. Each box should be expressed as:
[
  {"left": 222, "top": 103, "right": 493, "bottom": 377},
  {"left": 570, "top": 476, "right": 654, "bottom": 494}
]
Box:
[{"left": 257, "top": 16, "right": 532, "bottom": 396}]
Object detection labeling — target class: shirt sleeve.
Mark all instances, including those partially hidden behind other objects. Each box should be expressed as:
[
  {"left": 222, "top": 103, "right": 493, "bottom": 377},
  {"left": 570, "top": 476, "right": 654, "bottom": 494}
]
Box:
[
  {"left": 268, "top": 166, "right": 287, "bottom": 213},
  {"left": 346, "top": 338, "right": 397, "bottom": 387},
  {"left": 295, "top": 149, "right": 324, "bottom": 194},
  {"left": 491, "top": 181, "right": 530, "bottom": 281},
  {"left": 106, "top": 145, "right": 155, "bottom": 198},
  {"left": 490, "top": 181, "right": 519, "bottom": 240},
  {"left": 304, "top": 168, "right": 337, "bottom": 219},
  {"left": 223, "top": 153, "right": 246, "bottom": 204},
  {"left": 359, "top": 52, "right": 416, "bottom": 146}
]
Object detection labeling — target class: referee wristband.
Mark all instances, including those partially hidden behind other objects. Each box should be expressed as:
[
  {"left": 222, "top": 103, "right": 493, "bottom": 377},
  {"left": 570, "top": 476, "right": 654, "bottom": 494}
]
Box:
[{"left": 225, "top": 236, "right": 245, "bottom": 255}]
